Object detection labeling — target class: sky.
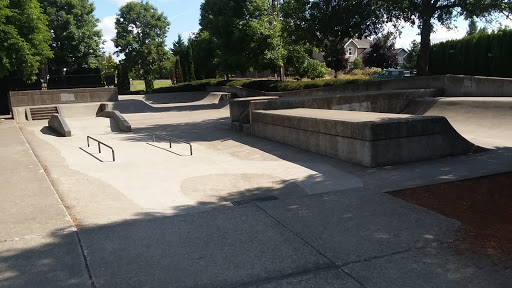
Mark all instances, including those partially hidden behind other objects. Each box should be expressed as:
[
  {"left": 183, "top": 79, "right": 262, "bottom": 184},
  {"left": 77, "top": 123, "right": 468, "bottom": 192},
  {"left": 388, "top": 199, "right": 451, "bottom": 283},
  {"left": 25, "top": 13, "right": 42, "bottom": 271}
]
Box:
[{"left": 92, "top": 0, "right": 511, "bottom": 60}]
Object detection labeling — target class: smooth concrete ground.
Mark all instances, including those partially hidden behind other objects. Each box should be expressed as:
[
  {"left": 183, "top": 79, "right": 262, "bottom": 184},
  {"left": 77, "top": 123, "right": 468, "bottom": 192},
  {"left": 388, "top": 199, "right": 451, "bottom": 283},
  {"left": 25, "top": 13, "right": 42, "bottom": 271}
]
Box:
[{"left": 3, "top": 93, "right": 512, "bottom": 287}]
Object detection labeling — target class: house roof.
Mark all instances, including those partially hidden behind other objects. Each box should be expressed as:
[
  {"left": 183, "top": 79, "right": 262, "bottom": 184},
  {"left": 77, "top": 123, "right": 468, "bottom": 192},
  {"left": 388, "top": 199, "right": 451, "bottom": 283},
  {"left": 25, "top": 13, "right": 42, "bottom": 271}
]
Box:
[{"left": 345, "top": 38, "right": 372, "bottom": 49}]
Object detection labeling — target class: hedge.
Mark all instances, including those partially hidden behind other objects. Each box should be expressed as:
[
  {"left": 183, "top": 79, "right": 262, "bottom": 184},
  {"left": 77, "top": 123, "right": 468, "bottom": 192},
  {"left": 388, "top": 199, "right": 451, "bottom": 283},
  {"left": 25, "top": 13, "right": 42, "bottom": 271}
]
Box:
[{"left": 430, "top": 29, "right": 512, "bottom": 77}]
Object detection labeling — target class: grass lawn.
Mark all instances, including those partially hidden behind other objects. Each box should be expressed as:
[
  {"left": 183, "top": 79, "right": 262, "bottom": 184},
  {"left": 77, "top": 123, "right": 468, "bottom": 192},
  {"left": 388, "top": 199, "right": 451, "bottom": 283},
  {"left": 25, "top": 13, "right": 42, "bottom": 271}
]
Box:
[{"left": 130, "top": 80, "right": 173, "bottom": 92}]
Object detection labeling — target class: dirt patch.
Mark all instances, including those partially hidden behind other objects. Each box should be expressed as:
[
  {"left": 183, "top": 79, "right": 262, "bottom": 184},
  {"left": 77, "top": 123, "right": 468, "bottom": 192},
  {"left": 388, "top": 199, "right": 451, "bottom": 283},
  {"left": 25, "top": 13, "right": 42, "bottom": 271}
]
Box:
[{"left": 389, "top": 172, "right": 512, "bottom": 261}]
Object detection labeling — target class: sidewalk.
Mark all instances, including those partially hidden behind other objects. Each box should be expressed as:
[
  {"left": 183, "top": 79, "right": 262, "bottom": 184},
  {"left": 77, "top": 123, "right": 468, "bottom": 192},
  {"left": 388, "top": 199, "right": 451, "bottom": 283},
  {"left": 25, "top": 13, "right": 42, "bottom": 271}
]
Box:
[{"left": 0, "top": 119, "right": 90, "bottom": 287}]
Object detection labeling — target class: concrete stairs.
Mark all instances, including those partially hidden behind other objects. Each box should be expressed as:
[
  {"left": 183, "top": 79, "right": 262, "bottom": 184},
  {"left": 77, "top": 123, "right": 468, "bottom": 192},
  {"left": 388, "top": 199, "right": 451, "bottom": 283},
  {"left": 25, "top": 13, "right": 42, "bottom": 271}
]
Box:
[{"left": 30, "top": 106, "right": 58, "bottom": 120}]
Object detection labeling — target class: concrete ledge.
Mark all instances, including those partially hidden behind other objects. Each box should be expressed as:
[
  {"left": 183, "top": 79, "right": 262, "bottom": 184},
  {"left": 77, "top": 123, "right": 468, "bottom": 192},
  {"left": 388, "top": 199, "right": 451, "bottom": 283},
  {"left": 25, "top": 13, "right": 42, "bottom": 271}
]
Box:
[
  {"left": 251, "top": 109, "right": 478, "bottom": 167},
  {"left": 250, "top": 89, "right": 442, "bottom": 114},
  {"left": 9, "top": 87, "right": 118, "bottom": 108},
  {"left": 48, "top": 114, "right": 71, "bottom": 137},
  {"left": 98, "top": 110, "right": 132, "bottom": 132},
  {"left": 229, "top": 96, "right": 279, "bottom": 124}
]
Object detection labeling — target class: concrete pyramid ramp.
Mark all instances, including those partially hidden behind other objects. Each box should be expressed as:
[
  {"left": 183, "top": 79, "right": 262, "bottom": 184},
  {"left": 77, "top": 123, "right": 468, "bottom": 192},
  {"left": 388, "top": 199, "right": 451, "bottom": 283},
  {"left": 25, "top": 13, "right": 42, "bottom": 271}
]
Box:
[{"left": 403, "top": 97, "right": 512, "bottom": 148}]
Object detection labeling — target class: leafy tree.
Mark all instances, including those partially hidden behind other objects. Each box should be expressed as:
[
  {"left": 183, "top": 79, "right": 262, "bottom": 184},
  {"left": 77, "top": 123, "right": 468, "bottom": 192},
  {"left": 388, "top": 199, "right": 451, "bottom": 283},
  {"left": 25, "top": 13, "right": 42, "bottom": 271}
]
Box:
[
  {"left": 363, "top": 33, "right": 398, "bottom": 69},
  {"left": 324, "top": 46, "right": 349, "bottom": 76},
  {"left": 101, "top": 54, "right": 117, "bottom": 75},
  {"left": 39, "top": 0, "right": 102, "bottom": 74},
  {"left": 403, "top": 40, "right": 420, "bottom": 70},
  {"left": 200, "top": 0, "right": 285, "bottom": 78},
  {"left": 114, "top": 1, "right": 169, "bottom": 93},
  {"left": 392, "top": 0, "right": 512, "bottom": 75},
  {"left": 174, "top": 57, "right": 183, "bottom": 84},
  {"left": 186, "top": 44, "right": 196, "bottom": 82},
  {"left": 117, "top": 61, "right": 130, "bottom": 93},
  {"left": 0, "top": 0, "right": 53, "bottom": 80},
  {"left": 189, "top": 30, "right": 219, "bottom": 79},
  {"left": 352, "top": 58, "right": 363, "bottom": 70}
]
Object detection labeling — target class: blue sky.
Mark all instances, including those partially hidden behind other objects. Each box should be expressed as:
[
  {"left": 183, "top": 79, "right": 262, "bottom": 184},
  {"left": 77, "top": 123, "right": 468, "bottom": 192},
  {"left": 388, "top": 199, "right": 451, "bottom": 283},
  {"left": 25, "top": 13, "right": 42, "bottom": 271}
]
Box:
[{"left": 92, "top": 0, "right": 509, "bottom": 60}]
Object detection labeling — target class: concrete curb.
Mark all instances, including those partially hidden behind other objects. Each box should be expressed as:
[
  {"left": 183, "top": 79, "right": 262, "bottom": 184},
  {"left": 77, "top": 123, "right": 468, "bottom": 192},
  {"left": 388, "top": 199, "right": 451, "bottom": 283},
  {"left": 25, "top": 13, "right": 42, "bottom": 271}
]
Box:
[{"left": 48, "top": 114, "right": 71, "bottom": 137}]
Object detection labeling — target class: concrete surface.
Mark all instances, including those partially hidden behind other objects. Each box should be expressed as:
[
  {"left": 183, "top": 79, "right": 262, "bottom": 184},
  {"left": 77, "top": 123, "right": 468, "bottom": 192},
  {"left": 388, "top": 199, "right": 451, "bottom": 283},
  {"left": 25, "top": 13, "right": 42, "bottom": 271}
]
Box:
[
  {"left": 97, "top": 110, "right": 132, "bottom": 132},
  {"left": 403, "top": 97, "right": 512, "bottom": 148},
  {"left": 9, "top": 87, "right": 117, "bottom": 107},
  {"left": 48, "top": 114, "right": 72, "bottom": 137},
  {"left": 251, "top": 108, "right": 477, "bottom": 167},
  {"left": 4, "top": 91, "right": 512, "bottom": 287},
  {"left": 0, "top": 119, "right": 89, "bottom": 287}
]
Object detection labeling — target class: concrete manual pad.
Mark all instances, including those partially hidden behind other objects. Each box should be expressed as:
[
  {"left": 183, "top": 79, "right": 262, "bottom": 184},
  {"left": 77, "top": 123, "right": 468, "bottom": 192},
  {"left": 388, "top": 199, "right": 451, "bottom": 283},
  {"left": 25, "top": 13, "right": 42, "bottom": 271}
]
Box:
[
  {"left": 79, "top": 205, "right": 332, "bottom": 288},
  {"left": 343, "top": 244, "right": 512, "bottom": 287},
  {"left": 0, "top": 233, "right": 89, "bottom": 288},
  {"left": 243, "top": 268, "right": 363, "bottom": 288},
  {"left": 257, "top": 189, "right": 460, "bottom": 265}
]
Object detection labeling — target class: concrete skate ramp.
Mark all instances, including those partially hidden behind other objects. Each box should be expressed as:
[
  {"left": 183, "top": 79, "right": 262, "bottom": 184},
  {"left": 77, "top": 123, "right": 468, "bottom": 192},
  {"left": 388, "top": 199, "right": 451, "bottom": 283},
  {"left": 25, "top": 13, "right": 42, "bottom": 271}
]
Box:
[
  {"left": 251, "top": 108, "right": 479, "bottom": 167},
  {"left": 144, "top": 92, "right": 229, "bottom": 105},
  {"left": 114, "top": 92, "right": 230, "bottom": 114},
  {"left": 403, "top": 97, "right": 512, "bottom": 148}
]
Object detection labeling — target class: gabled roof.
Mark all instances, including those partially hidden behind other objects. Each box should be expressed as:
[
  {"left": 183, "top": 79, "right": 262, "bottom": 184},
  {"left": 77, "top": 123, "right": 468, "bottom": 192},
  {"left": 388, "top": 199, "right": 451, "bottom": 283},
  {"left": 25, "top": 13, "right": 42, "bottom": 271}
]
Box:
[{"left": 344, "top": 38, "right": 372, "bottom": 49}]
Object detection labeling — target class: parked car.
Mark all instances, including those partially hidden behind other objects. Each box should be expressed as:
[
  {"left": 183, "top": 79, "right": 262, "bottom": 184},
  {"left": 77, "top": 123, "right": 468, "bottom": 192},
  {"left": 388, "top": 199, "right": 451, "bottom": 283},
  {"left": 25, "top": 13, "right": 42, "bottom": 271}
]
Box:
[{"left": 372, "top": 69, "right": 414, "bottom": 79}]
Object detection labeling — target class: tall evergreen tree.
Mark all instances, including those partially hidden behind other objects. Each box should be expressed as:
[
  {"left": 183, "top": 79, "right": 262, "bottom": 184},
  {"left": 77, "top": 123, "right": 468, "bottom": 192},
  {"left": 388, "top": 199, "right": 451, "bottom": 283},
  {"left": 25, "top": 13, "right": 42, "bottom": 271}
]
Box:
[
  {"left": 172, "top": 34, "right": 189, "bottom": 81},
  {"left": 186, "top": 44, "right": 196, "bottom": 82},
  {"left": 39, "top": 0, "right": 103, "bottom": 74},
  {"left": 174, "top": 57, "right": 183, "bottom": 84}
]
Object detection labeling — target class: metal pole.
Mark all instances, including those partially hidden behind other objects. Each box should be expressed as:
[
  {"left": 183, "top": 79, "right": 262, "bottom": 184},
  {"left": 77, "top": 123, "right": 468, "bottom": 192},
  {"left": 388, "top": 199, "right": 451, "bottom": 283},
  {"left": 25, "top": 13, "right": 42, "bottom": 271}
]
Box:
[{"left": 98, "top": 142, "right": 101, "bottom": 153}]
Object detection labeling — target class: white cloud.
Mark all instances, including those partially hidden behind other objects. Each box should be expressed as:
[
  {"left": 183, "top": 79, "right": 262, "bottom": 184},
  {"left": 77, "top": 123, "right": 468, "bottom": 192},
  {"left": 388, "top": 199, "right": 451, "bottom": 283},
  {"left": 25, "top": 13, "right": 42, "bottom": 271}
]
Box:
[
  {"left": 395, "top": 20, "right": 467, "bottom": 49},
  {"left": 98, "top": 16, "right": 122, "bottom": 59},
  {"left": 109, "top": 0, "right": 134, "bottom": 7}
]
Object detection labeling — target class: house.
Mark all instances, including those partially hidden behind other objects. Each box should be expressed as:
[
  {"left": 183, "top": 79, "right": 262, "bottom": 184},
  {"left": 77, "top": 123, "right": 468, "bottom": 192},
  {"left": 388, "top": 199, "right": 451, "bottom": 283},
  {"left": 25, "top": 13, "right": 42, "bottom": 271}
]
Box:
[
  {"left": 394, "top": 48, "right": 408, "bottom": 68},
  {"left": 313, "top": 38, "right": 408, "bottom": 70}
]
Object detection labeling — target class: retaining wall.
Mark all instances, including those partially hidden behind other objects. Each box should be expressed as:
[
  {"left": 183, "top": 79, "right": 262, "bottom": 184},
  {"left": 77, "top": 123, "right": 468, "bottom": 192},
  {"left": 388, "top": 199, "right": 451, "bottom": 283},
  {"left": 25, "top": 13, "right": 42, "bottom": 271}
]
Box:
[{"left": 9, "top": 87, "right": 118, "bottom": 108}]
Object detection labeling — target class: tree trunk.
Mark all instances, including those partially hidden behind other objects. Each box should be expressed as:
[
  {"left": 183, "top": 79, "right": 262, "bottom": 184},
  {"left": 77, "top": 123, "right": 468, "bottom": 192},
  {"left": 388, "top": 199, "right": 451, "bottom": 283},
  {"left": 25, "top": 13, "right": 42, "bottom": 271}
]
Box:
[
  {"left": 279, "top": 65, "right": 286, "bottom": 81},
  {"left": 418, "top": 6, "right": 434, "bottom": 76}
]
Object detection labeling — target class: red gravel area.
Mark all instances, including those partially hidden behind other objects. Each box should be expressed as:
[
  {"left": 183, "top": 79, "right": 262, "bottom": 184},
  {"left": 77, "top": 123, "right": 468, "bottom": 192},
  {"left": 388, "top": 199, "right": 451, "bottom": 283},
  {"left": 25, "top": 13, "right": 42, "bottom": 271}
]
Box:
[{"left": 388, "top": 172, "right": 512, "bottom": 261}]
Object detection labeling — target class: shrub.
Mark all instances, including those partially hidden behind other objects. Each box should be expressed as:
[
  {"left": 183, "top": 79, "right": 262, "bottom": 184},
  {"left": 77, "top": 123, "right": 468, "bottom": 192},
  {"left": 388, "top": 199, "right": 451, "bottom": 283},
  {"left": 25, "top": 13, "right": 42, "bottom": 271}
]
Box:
[
  {"left": 351, "top": 67, "right": 382, "bottom": 77},
  {"left": 352, "top": 58, "right": 363, "bottom": 70}
]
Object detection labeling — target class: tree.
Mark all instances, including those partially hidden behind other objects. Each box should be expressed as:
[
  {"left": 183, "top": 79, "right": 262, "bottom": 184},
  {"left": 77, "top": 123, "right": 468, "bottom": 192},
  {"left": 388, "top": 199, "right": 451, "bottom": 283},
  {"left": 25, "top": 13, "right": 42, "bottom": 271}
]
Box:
[
  {"left": 174, "top": 57, "right": 183, "bottom": 84},
  {"left": 393, "top": 0, "right": 511, "bottom": 76},
  {"left": 200, "top": 0, "right": 285, "bottom": 78},
  {"left": 189, "top": 30, "right": 219, "bottom": 79},
  {"left": 101, "top": 54, "right": 117, "bottom": 75},
  {"left": 403, "top": 40, "right": 420, "bottom": 70},
  {"left": 39, "top": 0, "right": 102, "bottom": 74},
  {"left": 114, "top": 1, "right": 170, "bottom": 93},
  {"left": 172, "top": 34, "right": 189, "bottom": 81},
  {"left": 0, "top": 0, "right": 53, "bottom": 80},
  {"left": 363, "top": 33, "right": 398, "bottom": 69},
  {"left": 467, "top": 18, "right": 478, "bottom": 36},
  {"left": 186, "top": 44, "right": 196, "bottom": 82}
]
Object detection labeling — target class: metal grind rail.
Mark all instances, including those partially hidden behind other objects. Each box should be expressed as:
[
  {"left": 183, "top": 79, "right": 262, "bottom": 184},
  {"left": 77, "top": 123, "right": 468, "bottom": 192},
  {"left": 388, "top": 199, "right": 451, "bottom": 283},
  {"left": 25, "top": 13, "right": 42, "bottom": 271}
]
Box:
[
  {"left": 87, "top": 136, "right": 115, "bottom": 162},
  {"left": 152, "top": 133, "right": 193, "bottom": 156}
]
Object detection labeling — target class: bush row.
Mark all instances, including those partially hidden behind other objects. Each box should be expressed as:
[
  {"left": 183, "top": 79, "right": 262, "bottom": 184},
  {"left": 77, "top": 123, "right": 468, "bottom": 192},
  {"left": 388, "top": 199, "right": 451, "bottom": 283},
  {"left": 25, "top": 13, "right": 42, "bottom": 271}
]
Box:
[
  {"left": 142, "top": 76, "right": 378, "bottom": 94},
  {"left": 429, "top": 29, "right": 512, "bottom": 77}
]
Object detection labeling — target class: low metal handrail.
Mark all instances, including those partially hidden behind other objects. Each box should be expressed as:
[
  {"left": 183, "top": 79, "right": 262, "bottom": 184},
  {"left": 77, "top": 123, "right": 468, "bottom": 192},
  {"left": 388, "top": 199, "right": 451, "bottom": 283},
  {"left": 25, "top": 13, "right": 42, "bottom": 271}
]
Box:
[
  {"left": 87, "top": 136, "right": 115, "bottom": 162},
  {"left": 152, "top": 133, "right": 193, "bottom": 156}
]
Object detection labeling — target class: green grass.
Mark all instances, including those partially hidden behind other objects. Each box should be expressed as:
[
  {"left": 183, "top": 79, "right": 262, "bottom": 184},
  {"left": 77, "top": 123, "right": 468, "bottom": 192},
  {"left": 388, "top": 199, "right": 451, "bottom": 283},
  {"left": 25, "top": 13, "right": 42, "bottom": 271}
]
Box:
[{"left": 130, "top": 80, "right": 174, "bottom": 92}]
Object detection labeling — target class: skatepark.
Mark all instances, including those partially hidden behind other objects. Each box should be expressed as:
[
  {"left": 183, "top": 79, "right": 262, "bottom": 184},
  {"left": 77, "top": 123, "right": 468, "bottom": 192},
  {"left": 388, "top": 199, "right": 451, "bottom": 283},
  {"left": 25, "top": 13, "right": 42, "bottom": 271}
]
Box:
[{"left": 2, "top": 76, "right": 512, "bottom": 287}]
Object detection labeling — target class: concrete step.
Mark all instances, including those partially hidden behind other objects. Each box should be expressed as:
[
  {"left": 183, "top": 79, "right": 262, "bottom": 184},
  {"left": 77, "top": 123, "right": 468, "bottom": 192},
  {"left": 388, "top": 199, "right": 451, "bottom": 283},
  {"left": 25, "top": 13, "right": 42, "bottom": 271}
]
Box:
[{"left": 30, "top": 106, "right": 58, "bottom": 120}]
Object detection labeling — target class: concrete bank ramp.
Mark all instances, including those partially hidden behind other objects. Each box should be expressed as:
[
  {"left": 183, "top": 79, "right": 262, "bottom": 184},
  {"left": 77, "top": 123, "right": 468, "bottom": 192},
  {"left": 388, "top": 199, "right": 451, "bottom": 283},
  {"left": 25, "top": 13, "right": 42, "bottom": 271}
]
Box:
[
  {"left": 251, "top": 108, "right": 479, "bottom": 167},
  {"left": 403, "top": 97, "right": 512, "bottom": 148},
  {"left": 64, "top": 117, "right": 120, "bottom": 135},
  {"left": 144, "top": 92, "right": 230, "bottom": 105}
]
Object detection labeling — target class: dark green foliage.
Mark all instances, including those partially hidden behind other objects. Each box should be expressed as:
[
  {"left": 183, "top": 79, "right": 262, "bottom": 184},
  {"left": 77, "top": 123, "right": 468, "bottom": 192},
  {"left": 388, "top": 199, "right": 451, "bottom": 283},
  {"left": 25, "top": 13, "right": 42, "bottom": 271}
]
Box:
[
  {"left": 429, "top": 29, "right": 512, "bottom": 77},
  {"left": 324, "top": 46, "right": 349, "bottom": 75},
  {"left": 363, "top": 34, "right": 398, "bottom": 69},
  {"left": 151, "top": 79, "right": 226, "bottom": 93},
  {"left": 117, "top": 62, "right": 130, "bottom": 93},
  {"left": 174, "top": 58, "right": 183, "bottom": 84},
  {"left": 39, "top": 0, "right": 102, "bottom": 74},
  {"left": 186, "top": 44, "right": 196, "bottom": 82},
  {"left": 189, "top": 31, "right": 219, "bottom": 80},
  {"left": 467, "top": 18, "right": 478, "bottom": 36}
]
